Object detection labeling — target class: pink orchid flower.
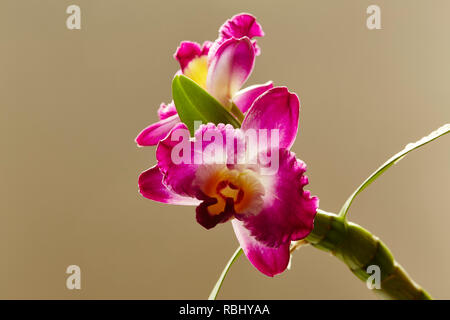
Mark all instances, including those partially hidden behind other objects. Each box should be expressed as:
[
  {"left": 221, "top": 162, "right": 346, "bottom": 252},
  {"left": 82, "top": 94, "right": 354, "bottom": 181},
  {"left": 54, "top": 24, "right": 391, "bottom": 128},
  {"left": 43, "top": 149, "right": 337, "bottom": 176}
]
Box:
[
  {"left": 136, "top": 13, "right": 274, "bottom": 146},
  {"left": 138, "top": 87, "right": 318, "bottom": 276}
]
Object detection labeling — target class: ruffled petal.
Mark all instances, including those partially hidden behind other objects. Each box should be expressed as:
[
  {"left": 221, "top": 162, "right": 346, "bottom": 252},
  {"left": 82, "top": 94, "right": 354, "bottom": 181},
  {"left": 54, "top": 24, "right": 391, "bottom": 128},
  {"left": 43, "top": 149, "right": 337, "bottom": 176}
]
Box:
[
  {"left": 157, "top": 101, "right": 177, "bottom": 120},
  {"left": 135, "top": 114, "right": 180, "bottom": 147},
  {"left": 206, "top": 37, "right": 255, "bottom": 107},
  {"left": 232, "top": 219, "right": 290, "bottom": 277},
  {"left": 242, "top": 148, "right": 318, "bottom": 247},
  {"left": 241, "top": 87, "right": 300, "bottom": 149},
  {"left": 138, "top": 165, "right": 200, "bottom": 205},
  {"left": 210, "top": 13, "right": 264, "bottom": 58},
  {"left": 219, "top": 13, "right": 265, "bottom": 40},
  {"left": 232, "top": 81, "right": 273, "bottom": 113},
  {"left": 174, "top": 41, "right": 212, "bottom": 72},
  {"left": 156, "top": 122, "right": 199, "bottom": 197}
]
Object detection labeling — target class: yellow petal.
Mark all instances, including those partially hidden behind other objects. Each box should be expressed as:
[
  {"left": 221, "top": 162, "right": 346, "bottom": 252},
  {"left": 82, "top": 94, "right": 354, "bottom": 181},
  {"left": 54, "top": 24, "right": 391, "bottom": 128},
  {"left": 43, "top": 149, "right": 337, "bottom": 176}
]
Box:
[{"left": 183, "top": 56, "right": 208, "bottom": 89}]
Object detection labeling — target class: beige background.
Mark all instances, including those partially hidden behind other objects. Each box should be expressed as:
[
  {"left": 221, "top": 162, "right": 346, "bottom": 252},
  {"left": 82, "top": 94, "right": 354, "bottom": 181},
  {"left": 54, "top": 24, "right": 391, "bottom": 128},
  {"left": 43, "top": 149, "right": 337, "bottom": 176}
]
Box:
[{"left": 1, "top": 0, "right": 449, "bottom": 299}]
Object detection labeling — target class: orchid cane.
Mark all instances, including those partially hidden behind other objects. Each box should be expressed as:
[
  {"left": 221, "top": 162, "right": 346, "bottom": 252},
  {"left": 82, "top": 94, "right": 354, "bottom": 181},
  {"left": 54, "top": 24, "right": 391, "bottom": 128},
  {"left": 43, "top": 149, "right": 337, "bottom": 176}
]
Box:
[{"left": 136, "top": 13, "right": 449, "bottom": 300}]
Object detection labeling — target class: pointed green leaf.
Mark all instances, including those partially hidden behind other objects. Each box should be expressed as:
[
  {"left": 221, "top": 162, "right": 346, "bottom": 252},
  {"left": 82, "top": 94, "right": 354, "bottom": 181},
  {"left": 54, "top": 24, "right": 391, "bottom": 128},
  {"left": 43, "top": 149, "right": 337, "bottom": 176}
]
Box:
[
  {"left": 339, "top": 124, "right": 449, "bottom": 218},
  {"left": 208, "top": 247, "right": 242, "bottom": 300},
  {"left": 172, "top": 75, "right": 241, "bottom": 135}
]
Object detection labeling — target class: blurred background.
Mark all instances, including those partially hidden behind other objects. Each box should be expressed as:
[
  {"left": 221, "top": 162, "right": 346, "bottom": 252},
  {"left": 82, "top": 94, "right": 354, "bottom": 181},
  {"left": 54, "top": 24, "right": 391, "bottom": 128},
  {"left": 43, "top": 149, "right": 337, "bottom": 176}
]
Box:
[{"left": 1, "top": 0, "right": 449, "bottom": 299}]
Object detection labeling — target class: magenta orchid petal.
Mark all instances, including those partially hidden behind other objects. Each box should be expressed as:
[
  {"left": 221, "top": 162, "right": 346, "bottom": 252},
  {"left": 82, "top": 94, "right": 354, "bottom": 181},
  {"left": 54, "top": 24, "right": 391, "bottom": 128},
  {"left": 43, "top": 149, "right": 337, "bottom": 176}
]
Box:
[
  {"left": 135, "top": 114, "right": 180, "bottom": 147},
  {"left": 217, "top": 13, "right": 265, "bottom": 56},
  {"left": 206, "top": 37, "right": 255, "bottom": 107},
  {"left": 219, "top": 13, "right": 265, "bottom": 40},
  {"left": 232, "top": 81, "right": 274, "bottom": 113},
  {"left": 232, "top": 219, "right": 290, "bottom": 277},
  {"left": 242, "top": 148, "right": 318, "bottom": 247},
  {"left": 201, "top": 41, "right": 212, "bottom": 55},
  {"left": 157, "top": 101, "right": 177, "bottom": 120},
  {"left": 174, "top": 41, "right": 212, "bottom": 72},
  {"left": 138, "top": 165, "right": 200, "bottom": 205},
  {"left": 241, "top": 87, "right": 300, "bottom": 149},
  {"left": 156, "top": 122, "right": 200, "bottom": 197}
]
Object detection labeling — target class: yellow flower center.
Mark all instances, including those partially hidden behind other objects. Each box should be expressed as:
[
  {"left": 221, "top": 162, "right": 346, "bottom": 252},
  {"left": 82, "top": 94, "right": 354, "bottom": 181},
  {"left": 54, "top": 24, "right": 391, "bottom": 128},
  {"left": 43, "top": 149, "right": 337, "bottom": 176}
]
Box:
[
  {"left": 198, "top": 167, "right": 264, "bottom": 216},
  {"left": 183, "top": 56, "right": 208, "bottom": 89}
]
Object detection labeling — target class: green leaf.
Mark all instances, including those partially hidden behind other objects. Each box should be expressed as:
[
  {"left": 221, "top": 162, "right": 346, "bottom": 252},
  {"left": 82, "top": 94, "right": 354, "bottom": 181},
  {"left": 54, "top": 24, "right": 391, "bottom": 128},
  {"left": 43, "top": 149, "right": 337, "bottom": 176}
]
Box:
[
  {"left": 339, "top": 124, "right": 449, "bottom": 218},
  {"left": 208, "top": 247, "right": 243, "bottom": 300},
  {"left": 172, "top": 75, "right": 241, "bottom": 135}
]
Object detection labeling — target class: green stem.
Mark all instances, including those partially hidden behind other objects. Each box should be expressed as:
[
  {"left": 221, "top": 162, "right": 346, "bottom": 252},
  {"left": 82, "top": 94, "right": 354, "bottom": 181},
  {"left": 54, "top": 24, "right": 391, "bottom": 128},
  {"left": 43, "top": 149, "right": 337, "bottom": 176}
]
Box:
[
  {"left": 230, "top": 102, "right": 244, "bottom": 124},
  {"left": 305, "top": 209, "right": 432, "bottom": 300},
  {"left": 208, "top": 247, "right": 243, "bottom": 300}
]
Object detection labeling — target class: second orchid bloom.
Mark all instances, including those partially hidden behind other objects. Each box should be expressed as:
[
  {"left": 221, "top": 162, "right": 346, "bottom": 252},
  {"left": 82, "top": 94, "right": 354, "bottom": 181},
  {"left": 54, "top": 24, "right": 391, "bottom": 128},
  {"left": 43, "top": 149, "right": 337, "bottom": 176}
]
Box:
[{"left": 136, "top": 13, "right": 272, "bottom": 146}]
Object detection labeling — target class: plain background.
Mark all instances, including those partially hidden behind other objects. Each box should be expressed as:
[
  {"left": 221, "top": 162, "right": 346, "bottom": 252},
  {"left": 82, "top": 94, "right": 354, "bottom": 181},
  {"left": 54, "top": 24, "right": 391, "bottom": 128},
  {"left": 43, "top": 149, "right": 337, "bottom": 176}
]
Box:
[{"left": 1, "top": 0, "right": 449, "bottom": 299}]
